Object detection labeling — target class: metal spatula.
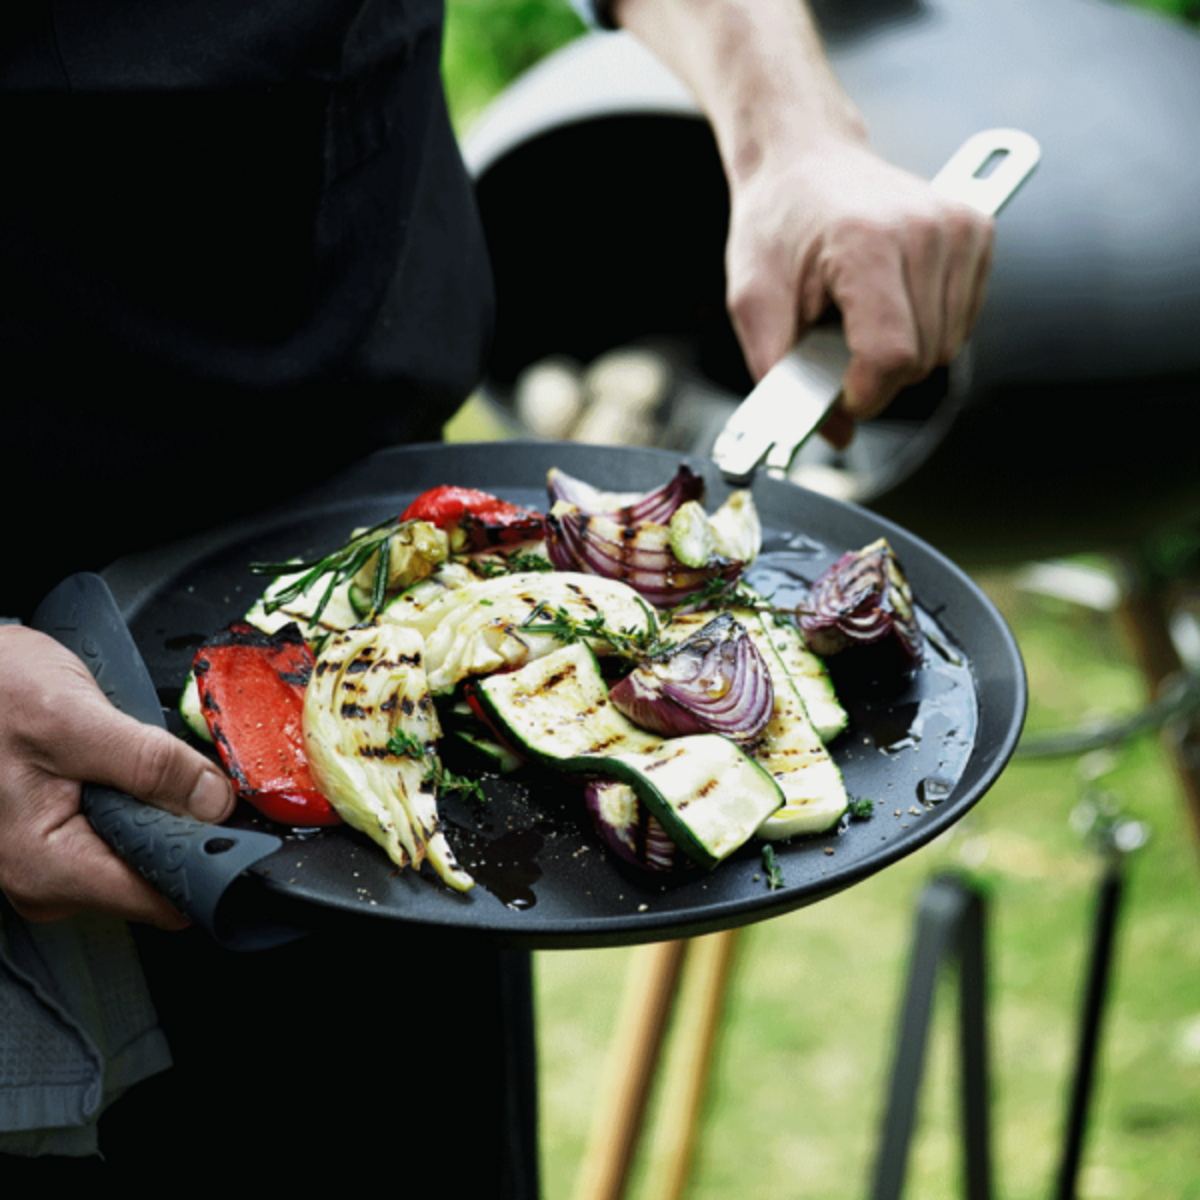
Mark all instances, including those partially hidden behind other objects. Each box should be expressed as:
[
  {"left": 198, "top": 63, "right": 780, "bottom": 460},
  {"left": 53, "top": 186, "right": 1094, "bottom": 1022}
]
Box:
[{"left": 711, "top": 128, "right": 1041, "bottom": 487}]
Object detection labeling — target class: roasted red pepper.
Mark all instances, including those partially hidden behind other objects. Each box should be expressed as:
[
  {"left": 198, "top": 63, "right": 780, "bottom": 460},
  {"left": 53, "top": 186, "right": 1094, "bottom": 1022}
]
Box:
[
  {"left": 400, "top": 485, "right": 544, "bottom": 551},
  {"left": 192, "top": 622, "right": 341, "bottom": 827}
]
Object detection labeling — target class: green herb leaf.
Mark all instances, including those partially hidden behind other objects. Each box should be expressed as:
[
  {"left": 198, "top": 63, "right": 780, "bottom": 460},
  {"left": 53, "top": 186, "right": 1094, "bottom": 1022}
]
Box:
[
  {"left": 386, "top": 730, "right": 487, "bottom": 804},
  {"left": 762, "top": 845, "right": 785, "bottom": 890},
  {"left": 519, "top": 601, "right": 660, "bottom": 662}
]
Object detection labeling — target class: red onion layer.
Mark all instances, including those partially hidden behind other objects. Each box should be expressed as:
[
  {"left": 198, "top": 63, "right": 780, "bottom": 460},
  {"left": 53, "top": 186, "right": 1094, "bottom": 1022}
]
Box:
[
  {"left": 608, "top": 612, "right": 774, "bottom": 744},
  {"left": 585, "top": 779, "right": 681, "bottom": 873},
  {"left": 545, "top": 506, "right": 743, "bottom": 608},
  {"left": 546, "top": 463, "right": 705, "bottom": 526},
  {"left": 799, "top": 538, "right": 923, "bottom": 669}
]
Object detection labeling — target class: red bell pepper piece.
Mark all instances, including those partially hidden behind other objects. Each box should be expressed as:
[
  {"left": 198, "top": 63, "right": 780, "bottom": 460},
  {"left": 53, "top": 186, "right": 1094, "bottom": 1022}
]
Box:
[
  {"left": 400, "top": 485, "right": 544, "bottom": 551},
  {"left": 192, "top": 622, "right": 341, "bottom": 827}
]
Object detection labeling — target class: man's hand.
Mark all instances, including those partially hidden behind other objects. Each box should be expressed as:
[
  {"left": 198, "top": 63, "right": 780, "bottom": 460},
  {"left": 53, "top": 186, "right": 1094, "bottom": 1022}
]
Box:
[
  {"left": 725, "top": 137, "right": 994, "bottom": 447},
  {"left": 613, "top": 0, "right": 996, "bottom": 447},
  {"left": 0, "top": 625, "right": 235, "bottom": 927}
]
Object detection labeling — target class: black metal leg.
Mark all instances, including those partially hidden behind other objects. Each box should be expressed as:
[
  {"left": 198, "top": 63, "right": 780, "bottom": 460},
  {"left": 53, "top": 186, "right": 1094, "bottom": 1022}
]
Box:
[
  {"left": 869, "top": 874, "right": 992, "bottom": 1200},
  {"left": 1053, "top": 853, "right": 1125, "bottom": 1200},
  {"left": 499, "top": 946, "right": 543, "bottom": 1200}
]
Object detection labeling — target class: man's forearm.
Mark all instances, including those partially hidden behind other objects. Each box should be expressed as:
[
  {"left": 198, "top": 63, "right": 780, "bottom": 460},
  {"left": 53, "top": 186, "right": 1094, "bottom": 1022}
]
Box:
[{"left": 612, "top": 0, "right": 867, "bottom": 184}]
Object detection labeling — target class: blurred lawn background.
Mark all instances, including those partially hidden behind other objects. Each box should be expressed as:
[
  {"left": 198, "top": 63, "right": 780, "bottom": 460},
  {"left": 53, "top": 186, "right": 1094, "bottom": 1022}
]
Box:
[{"left": 440, "top": 4, "right": 1200, "bottom": 1198}]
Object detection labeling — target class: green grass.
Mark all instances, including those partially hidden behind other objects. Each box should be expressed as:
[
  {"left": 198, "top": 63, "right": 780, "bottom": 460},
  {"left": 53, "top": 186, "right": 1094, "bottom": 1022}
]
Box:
[
  {"left": 533, "top": 573, "right": 1200, "bottom": 1199},
  {"left": 439, "top": 5, "right": 1200, "bottom": 1195}
]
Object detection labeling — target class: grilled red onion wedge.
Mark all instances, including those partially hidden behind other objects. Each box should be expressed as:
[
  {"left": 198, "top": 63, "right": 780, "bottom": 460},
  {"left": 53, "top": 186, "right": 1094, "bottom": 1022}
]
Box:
[
  {"left": 799, "top": 538, "right": 923, "bottom": 672},
  {"left": 546, "top": 463, "right": 705, "bottom": 525},
  {"left": 608, "top": 612, "right": 774, "bottom": 744},
  {"left": 545, "top": 505, "right": 744, "bottom": 607},
  {"left": 585, "top": 780, "right": 682, "bottom": 874}
]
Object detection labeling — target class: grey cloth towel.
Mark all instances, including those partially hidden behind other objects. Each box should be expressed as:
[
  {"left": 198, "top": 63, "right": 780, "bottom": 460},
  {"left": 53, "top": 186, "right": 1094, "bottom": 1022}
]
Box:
[{"left": 0, "top": 898, "right": 172, "bottom": 1156}]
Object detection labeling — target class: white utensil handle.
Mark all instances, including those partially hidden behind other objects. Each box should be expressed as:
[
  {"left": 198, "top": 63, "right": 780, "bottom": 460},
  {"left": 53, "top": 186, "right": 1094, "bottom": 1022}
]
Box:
[{"left": 931, "top": 128, "right": 1042, "bottom": 216}]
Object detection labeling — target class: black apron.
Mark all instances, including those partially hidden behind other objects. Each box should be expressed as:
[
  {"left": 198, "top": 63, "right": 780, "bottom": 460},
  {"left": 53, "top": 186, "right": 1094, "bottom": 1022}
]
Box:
[
  {"left": 1, "top": 0, "right": 495, "bottom": 617},
  {"left": 1, "top": 8, "right": 530, "bottom": 1195}
]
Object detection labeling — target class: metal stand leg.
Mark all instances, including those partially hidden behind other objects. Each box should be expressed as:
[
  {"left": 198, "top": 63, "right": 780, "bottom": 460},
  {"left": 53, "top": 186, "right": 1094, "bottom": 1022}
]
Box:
[
  {"left": 869, "top": 874, "right": 993, "bottom": 1200},
  {"left": 500, "top": 947, "right": 543, "bottom": 1200},
  {"left": 1053, "top": 850, "right": 1126, "bottom": 1200}
]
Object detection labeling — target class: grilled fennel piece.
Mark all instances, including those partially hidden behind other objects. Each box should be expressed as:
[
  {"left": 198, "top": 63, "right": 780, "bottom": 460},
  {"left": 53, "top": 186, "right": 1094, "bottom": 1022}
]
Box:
[
  {"left": 382, "top": 570, "right": 659, "bottom": 694},
  {"left": 302, "top": 622, "right": 474, "bottom": 892}
]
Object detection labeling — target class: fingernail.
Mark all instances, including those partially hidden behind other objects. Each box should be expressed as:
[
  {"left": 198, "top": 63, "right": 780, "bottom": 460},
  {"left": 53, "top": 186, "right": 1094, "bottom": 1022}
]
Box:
[{"left": 188, "top": 770, "right": 231, "bottom": 822}]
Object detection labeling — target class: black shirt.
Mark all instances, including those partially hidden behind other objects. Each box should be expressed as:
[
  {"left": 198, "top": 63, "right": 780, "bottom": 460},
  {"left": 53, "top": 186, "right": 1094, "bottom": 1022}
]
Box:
[{"left": 1, "top": 0, "right": 495, "bottom": 616}]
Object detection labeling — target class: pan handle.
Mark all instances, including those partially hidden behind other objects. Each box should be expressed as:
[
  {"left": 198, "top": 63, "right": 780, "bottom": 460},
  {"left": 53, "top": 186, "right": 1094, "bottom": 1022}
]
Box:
[{"left": 30, "top": 573, "right": 307, "bottom": 951}]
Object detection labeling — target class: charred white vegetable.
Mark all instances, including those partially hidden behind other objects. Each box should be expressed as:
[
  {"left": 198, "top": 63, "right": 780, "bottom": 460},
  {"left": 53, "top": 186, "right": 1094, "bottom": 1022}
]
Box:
[
  {"left": 382, "top": 570, "right": 659, "bottom": 694},
  {"left": 302, "top": 622, "right": 474, "bottom": 892}
]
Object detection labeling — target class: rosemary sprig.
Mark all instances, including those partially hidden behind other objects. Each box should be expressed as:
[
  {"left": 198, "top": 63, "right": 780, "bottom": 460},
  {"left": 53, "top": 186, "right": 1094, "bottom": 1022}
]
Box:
[
  {"left": 386, "top": 730, "right": 487, "bottom": 804},
  {"left": 251, "top": 516, "right": 397, "bottom": 625},
  {"left": 520, "top": 599, "right": 662, "bottom": 662}
]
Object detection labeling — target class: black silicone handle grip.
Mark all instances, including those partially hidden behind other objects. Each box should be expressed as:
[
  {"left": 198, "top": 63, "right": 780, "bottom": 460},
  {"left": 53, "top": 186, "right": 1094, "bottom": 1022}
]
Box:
[{"left": 30, "top": 573, "right": 306, "bottom": 950}]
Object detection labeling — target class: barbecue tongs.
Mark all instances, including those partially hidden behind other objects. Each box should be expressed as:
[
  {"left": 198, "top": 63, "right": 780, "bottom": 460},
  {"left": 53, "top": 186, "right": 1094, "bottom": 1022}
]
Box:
[{"left": 711, "top": 128, "right": 1041, "bottom": 487}]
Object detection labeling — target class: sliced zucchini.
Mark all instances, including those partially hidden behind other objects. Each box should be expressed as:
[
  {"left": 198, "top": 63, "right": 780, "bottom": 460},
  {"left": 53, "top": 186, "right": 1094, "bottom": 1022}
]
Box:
[
  {"left": 473, "top": 643, "right": 782, "bottom": 869},
  {"left": 659, "top": 608, "right": 848, "bottom": 837},
  {"left": 752, "top": 614, "right": 849, "bottom": 743},
  {"left": 449, "top": 729, "right": 524, "bottom": 775},
  {"left": 245, "top": 567, "right": 360, "bottom": 643},
  {"left": 178, "top": 671, "right": 213, "bottom": 743}
]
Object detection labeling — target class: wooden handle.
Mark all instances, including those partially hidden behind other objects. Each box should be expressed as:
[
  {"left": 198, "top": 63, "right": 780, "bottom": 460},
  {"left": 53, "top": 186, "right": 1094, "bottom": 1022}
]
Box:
[{"left": 574, "top": 939, "right": 689, "bottom": 1200}]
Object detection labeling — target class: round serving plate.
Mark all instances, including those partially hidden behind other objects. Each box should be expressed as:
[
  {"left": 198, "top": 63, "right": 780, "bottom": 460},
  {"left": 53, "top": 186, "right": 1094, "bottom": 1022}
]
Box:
[{"left": 106, "top": 441, "right": 1025, "bottom": 949}]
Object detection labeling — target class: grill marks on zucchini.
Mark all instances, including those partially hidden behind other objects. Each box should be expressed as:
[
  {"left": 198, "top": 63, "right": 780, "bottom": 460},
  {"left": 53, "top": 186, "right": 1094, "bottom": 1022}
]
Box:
[
  {"left": 474, "top": 644, "right": 783, "bottom": 870},
  {"left": 660, "top": 607, "right": 849, "bottom": 838}
]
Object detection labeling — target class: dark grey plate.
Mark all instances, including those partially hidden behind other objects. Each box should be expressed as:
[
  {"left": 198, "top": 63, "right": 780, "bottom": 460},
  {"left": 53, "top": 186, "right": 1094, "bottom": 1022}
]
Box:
[{"left": 107, "top": 441, "right": 1025, "bottom": 949}]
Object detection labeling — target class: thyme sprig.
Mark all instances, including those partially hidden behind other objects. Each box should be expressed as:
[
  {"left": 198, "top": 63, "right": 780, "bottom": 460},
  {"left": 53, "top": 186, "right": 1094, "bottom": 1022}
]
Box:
[
  {"left": 469, "top": 549, "right": 556, "bottom": 579},
  {"left": 761, "top": 844, "right": 785, "bottom": 890},
  {"left": 386, "top": 730, "right": 487, "bottom": 804},
  {"left": 666, "top": 575, "right": 783, "bottom": 620},
  {"left": 250, "top": 516, "right": 397, "bottom": 625},
  {"left": 520, "top": 598, "right": 663, "bottom": 662}
]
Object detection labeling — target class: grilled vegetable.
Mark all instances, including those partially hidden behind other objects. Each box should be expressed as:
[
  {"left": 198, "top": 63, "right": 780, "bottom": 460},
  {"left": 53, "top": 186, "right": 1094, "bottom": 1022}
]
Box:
[
  {"left": 473, "top": 643, "right": 783, "bottom": 870},
  {"left": 246, "top": 567, "right": 360, "bottom": 644},
  {"left": 658, "top": 609, "right": 849, "bottom": 837},
  {"left": 192, "top": 623, "right": 340, "bottom": 827},
  {"left": 660, "top": 606, "right": 848, "bottom": 744},
  {"left": 608, "top": 612, "right": 774, "bottom": 744},
  {"left": 401, "top": 485, "right": 544, "bottom": 551},
  {"left": 546, "top": 462, "right": 705, "bottom": 524},
  {"left": 545, "top": 505, "right": 745, "bottom": 608},
  {"left": 302, "top": 622, "right": 473, "bottom": 892},
  {"left": 799, "top": 538, "right": 924, "bottom": 673},
  {"left": 347, "top": 519, "right": 449, "bottom": 612},
  {"left": 383, "top": 570, "right": 660, "bottom": 694},
  {"left": 668, "top": 491, "right": 762, "bottom": 569},
  {"left": 585, "top": 780, "right": 682, "bottom": 873}
]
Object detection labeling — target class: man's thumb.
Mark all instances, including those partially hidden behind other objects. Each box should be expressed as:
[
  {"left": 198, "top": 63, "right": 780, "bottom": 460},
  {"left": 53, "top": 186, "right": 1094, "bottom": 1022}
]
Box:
[{"left": 89, "top": 713, "right": 235, "bottom": 823}]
